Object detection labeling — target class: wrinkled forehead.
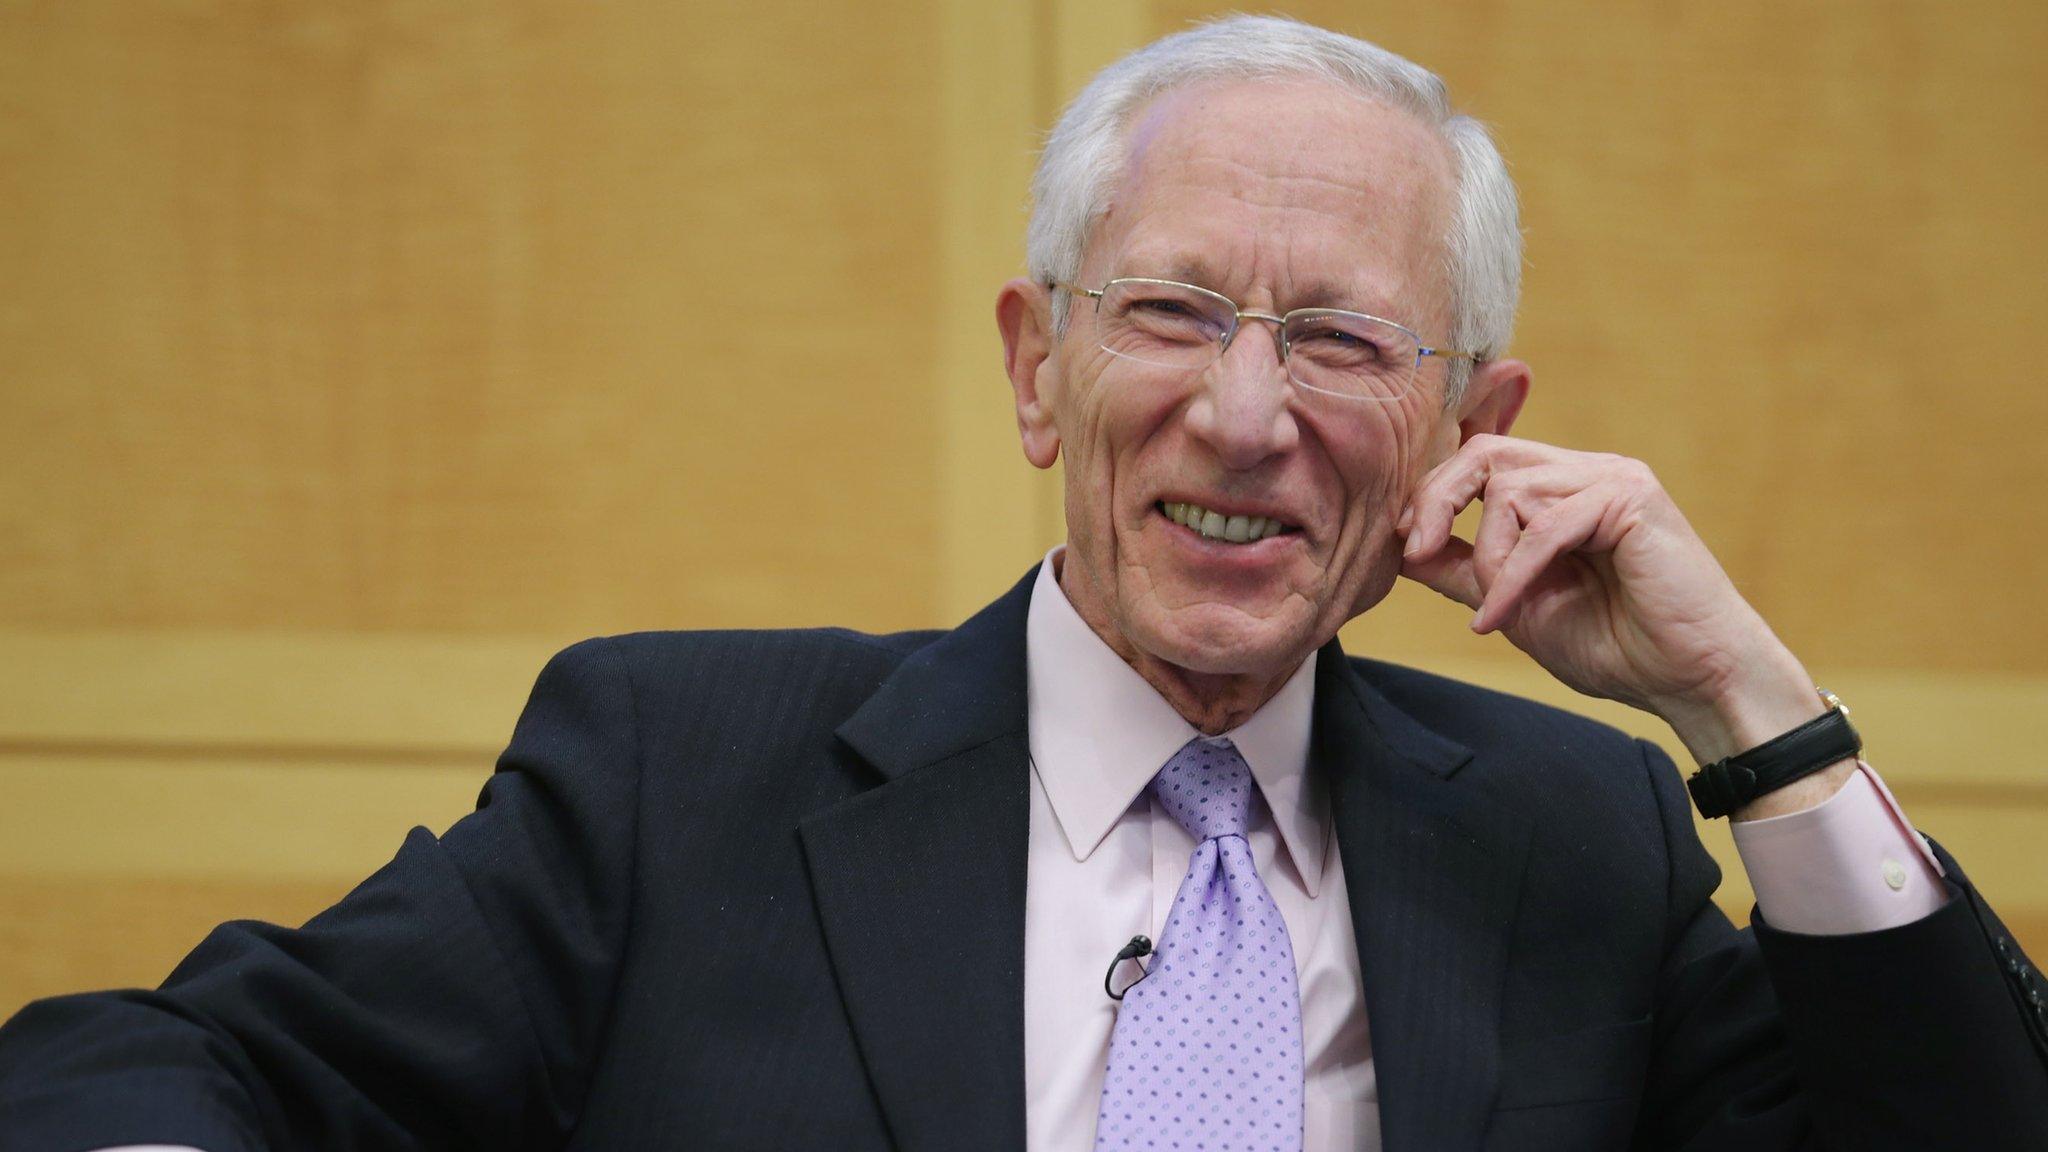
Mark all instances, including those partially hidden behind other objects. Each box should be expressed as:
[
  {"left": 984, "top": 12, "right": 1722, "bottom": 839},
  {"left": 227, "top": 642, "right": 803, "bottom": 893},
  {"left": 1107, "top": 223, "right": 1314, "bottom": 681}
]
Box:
[{"left": 1093, "top": 77, "right": 1456, "bottom": 321}]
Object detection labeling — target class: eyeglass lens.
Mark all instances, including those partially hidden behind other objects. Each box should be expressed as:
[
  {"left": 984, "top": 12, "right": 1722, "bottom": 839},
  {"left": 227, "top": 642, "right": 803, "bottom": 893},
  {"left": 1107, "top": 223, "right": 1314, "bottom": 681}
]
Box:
[{"left": 1093, "top": 279, "right": 1422, "bottom": 402}]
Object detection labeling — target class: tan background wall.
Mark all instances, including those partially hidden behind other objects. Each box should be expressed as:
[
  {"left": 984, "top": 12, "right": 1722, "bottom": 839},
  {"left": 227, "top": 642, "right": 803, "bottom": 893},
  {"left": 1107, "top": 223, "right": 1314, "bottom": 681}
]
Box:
[{"left": 2, "top": 0, "right": 2043, "bottom": 1020}]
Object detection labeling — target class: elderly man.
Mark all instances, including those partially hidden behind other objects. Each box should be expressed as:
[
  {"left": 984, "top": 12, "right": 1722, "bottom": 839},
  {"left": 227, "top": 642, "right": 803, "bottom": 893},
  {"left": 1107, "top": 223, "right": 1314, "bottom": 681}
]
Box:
[{"left": 3, "top": 15, "right": 2045, "bottom": 1152}]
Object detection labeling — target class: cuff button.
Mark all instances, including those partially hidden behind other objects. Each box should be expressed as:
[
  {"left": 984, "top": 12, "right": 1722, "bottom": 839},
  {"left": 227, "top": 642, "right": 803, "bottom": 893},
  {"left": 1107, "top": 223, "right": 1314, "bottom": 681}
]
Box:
[{"left": 1880, "top": 858, "right": 1908, "bottom": 891}]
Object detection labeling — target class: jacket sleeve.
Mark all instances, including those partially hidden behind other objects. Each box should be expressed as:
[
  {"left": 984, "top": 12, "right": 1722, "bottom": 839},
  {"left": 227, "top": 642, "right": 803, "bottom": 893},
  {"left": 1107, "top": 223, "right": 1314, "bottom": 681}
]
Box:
[
  {"left": 1629, "top": 738, "right": 2048, "bottom": 1151},
  {"left": 0, "top": 637, "right": 644, "bottom": 1152}
]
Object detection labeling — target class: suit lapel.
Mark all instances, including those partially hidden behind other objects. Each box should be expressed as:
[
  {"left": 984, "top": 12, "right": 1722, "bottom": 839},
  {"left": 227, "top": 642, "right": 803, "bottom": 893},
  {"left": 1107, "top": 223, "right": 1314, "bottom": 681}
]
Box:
[
  {"left": 799, "top": 571, "right": 1037, "bottom": 1152},
  {"left": 1315, "top": 645, "right": 1532, "bottom": 1152}
]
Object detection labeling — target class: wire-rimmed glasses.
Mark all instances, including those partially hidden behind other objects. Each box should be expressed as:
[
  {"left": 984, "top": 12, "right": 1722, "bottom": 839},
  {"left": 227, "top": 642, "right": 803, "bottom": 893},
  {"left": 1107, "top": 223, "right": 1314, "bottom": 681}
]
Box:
[{"left": 1053, "top": 277, "right": 1478, "bottom": 403}]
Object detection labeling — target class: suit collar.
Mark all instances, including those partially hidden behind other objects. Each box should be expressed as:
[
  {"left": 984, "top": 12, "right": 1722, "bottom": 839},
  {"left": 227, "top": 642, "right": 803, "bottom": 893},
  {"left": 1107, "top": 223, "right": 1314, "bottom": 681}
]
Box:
[{"left": 833, "top": 566, "right": 1037, "bottom": 780}]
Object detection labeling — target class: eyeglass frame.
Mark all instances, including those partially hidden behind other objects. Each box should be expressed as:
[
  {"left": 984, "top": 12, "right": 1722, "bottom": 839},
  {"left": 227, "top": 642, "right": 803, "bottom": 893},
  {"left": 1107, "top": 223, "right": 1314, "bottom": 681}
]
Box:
[{"left": 1050, "top": 276, "right": 1482, "bottom": 401}]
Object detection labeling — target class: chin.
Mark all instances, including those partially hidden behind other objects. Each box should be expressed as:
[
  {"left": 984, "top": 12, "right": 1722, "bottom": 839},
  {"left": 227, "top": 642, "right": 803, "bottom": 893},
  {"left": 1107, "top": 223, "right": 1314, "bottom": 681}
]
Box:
[{"left": 1127, "top": 599, "right": 1319, "bottom": 680}]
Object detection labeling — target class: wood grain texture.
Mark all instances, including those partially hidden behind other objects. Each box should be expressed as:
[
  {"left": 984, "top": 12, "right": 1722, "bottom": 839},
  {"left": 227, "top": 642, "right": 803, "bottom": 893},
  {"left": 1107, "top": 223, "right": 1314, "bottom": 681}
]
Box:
[
  {"left": 0, "top": 0, "right": 951, "bottom": 636},
  {"left": 938, "top": 0, "right": 1066, "bottom": 621},
  {"left": 0, "top": 757, "right": 486, "bottom": 880}
]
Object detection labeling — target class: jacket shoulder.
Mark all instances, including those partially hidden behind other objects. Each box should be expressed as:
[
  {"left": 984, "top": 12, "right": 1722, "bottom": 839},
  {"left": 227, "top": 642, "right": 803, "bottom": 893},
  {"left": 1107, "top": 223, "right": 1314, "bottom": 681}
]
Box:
[
  {"left": 1345, "top": 655, "right": 1676, "bottom": 855},
  {"left": 1348, "top": 656, "right": 1648, "bottom": 763},
  {"left": 599, "top": 624, "right": 944, "bottom": 669},
  {"left": 550, "top": 626, "right": 945, "bottom": 748}
]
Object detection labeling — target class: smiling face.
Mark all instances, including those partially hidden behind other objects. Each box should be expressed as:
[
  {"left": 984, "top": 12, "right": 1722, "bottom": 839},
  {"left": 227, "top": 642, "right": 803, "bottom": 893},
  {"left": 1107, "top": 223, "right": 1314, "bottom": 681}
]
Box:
[{"left": 1000, "top": 77, "right": 1523, "bottom": 715}]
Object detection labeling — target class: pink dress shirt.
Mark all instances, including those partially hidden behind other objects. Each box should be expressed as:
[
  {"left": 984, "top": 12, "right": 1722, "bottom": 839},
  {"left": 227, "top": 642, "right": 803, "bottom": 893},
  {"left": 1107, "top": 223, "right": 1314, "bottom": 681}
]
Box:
[{"left": 95, "top": 550, "right": 1948, "bottom": 1152}]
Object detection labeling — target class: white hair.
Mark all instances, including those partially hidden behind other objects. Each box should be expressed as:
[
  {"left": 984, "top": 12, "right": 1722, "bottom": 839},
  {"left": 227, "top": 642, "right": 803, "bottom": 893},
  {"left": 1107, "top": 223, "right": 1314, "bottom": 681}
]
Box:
[{"left": 1026, "top": 14, "right": 1521, "bottom": 403}]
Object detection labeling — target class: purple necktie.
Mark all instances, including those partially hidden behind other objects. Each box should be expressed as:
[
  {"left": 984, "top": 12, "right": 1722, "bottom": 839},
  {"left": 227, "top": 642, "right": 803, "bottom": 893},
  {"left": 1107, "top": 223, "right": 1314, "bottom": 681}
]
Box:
[{"left": 1094, "top": 737, "right": 1305, "bottom": 1152}]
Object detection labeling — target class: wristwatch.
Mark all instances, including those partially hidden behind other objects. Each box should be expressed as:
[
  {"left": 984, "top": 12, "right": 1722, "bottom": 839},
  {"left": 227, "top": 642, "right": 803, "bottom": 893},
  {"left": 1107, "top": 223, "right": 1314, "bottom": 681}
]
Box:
[{"left": 1685, "top": 688, "right": 1861, "bottom": 819}]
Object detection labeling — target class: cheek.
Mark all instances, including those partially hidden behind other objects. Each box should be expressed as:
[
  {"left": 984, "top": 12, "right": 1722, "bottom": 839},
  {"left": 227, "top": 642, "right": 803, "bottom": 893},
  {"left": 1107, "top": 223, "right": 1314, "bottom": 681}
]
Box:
[
  {"left": 1381, "top": 394, "right": 1457, "bottom": 489},
  {"left": 1065, "top": 366, "right": 1185, "bottom": 498},
  {"left": 1316, "top": 399, "right": 1445, "bottom": 587},
  {"left": 1329, "top": 404, "right": 1429, "bottom": 507},
  {"left": 1051, "top": 344, "right": 1125, "bottom": 446}
]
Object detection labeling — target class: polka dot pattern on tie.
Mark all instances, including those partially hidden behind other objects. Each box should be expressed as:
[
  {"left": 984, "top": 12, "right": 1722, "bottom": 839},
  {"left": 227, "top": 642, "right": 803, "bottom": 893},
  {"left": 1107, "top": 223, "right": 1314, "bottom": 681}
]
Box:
[{"left": 1093, "top": 737, "right": 1304, "bottom": 1152}]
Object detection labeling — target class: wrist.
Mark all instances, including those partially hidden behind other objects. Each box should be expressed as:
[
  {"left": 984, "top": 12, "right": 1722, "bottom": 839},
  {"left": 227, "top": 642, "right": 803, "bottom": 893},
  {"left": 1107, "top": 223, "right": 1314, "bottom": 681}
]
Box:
[
  {"left": 1681, "top": 677, "right": 1864, "bottom": 820},
  {"left": 1729, "top": 758, "right": 1857, "bottom": 822},
  {"left": 1657, "top": 648, "right": 1824, "bottom": 766}
]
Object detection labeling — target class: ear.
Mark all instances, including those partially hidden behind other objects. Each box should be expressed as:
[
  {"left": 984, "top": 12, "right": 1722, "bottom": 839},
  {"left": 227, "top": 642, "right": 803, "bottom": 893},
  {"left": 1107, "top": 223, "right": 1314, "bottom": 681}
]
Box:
[
  {"left": 1453, "top": 356, "right": 1531, "bottom": 444},
  {"left": 996, "top": 278, "right": 1062, "bottom": 470}
]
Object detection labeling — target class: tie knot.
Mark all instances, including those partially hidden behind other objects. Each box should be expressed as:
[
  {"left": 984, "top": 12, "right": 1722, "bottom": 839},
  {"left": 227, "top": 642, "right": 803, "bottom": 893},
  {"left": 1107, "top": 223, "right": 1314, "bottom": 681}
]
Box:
[{"left": 1150, "top": 737, "right": 1254, "bottom": 841}]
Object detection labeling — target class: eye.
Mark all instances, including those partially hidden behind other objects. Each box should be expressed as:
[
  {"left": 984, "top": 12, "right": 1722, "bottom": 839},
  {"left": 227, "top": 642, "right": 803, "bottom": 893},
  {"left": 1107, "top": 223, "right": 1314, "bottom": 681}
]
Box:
[
  {"left": 1294, "top": 322, "right": 1392, "bottom": 362},
  {"left": 1131, "top": 297, "right": 1200, "bottom": 318},
  {"left": 1115, "top": 293, "right": 1226, "bottom": 342}
]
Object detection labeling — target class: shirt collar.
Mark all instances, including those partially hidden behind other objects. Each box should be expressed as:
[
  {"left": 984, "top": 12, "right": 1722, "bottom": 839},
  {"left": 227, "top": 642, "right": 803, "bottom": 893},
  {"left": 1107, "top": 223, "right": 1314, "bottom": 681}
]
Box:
[{"left": 1024, "top": 548, "right": 1327, "bottom": 896}]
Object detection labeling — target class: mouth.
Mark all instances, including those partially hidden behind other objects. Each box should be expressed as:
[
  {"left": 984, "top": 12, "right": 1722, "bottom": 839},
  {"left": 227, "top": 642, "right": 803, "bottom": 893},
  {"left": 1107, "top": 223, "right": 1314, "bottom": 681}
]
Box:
[{"left": 1157, "top": 500, "right": 1302, "bottom": 545}]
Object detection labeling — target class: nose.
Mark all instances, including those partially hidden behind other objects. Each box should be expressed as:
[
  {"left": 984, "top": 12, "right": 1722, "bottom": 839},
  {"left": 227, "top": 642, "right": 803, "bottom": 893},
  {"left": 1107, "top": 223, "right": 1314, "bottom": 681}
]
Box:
[{"left": 1183, "top": 317, "right": 1300, "bottom": 469}]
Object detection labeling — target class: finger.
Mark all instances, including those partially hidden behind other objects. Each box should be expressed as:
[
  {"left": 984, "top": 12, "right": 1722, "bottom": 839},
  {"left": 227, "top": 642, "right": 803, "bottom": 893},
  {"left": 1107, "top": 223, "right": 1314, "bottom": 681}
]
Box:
[
  {"left": 1406, "top": 446, "right": 1591, "bottom": 562},
  {"left": 1467, "top": 482, "right": 1533, "bottom": 596},
  {"left": 1400, "top": 533, "right": 1481, "bottom": 610},
  {"left": 1487, "top": 461, "right": 1617, "bottom": 570},
  {"left": 1404, "top": 451, "right": 1495, "bottom": 561},
  {"left": 1465, "top": 461, "right": 1618, "bottom": 587},
  {"left": 1470, "top": 484, "right": 1616, "bottom": 633}
]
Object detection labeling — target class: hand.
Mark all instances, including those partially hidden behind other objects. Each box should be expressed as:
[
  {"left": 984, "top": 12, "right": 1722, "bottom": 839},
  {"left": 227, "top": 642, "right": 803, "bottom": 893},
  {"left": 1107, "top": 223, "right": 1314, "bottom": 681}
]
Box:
[{"left": 1396, "top": 434, "right": 1832, "bottom": 771}]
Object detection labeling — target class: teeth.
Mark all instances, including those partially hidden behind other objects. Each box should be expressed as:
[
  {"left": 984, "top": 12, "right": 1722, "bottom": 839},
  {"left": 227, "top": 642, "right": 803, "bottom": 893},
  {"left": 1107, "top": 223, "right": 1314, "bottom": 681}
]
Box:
[{"left": 1160, "top": 502, "right": 1293, "bottom": 543}]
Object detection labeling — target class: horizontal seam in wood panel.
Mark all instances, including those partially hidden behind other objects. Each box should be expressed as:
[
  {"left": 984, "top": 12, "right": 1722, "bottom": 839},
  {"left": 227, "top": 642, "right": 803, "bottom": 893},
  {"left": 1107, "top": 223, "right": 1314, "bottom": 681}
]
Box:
[{"left": 0, "top": 737, "right": 493, "bottom": 768}]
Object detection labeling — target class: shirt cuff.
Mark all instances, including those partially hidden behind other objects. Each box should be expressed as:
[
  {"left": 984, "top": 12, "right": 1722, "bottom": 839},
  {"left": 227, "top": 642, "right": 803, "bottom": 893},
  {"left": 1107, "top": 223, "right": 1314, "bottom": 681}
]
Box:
[{"left": 1730, "top": 759, "right": 1947, "bottom": 935}]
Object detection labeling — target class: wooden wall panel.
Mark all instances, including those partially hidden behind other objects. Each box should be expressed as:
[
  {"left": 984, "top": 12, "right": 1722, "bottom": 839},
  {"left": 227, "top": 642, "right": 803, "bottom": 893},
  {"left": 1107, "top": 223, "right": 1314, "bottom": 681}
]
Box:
[
  {"left": 3, "top": 0, "right": 2044, "bottom": 1025},
  {"left": 0, "top": 0, "right": 951, "bottom": 636},
  {"left": 937, "top": 0, "right": 1066, "bottom": 620}
]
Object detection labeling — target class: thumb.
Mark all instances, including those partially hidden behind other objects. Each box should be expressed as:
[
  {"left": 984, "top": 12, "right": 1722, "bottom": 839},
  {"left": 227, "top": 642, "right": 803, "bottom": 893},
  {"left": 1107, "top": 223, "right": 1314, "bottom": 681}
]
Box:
[{"left": 1401, "top": 535, "right": 1482, "bottom": 610}]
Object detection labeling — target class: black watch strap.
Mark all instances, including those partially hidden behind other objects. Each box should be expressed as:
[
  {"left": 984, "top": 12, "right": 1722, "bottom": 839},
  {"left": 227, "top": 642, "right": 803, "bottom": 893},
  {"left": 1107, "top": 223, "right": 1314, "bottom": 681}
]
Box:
[{"left": 1686, "top": 691, "right": 1862, "bottom": 819}]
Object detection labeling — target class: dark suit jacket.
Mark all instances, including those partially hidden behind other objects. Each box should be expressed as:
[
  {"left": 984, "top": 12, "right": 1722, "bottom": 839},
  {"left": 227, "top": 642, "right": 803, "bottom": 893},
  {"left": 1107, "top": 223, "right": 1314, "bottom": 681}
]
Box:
[{"left": 3, "top": 568, "right": 2046, "bottom": 1151}]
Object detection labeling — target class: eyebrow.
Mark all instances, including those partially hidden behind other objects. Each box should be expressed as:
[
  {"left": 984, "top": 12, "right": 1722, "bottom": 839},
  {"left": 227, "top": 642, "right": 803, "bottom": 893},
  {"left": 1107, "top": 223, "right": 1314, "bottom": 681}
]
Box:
[{"left": 1139, "top": 258, "right": 1382, "bottom": 315}]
